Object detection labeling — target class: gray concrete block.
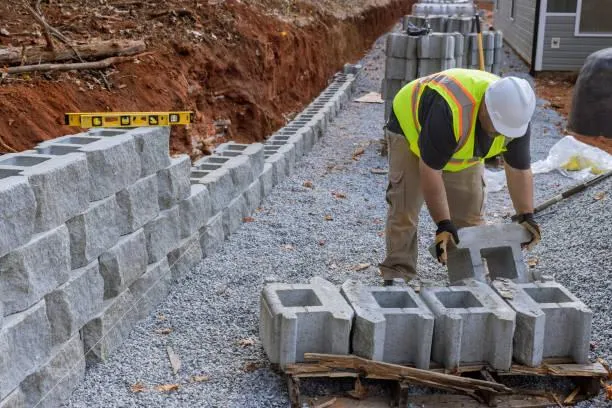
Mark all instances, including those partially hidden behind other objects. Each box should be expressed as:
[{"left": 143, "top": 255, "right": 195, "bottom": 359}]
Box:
[
  {"left": 79, "top": 134, "right": 140, "bottom": 201},
  {"left": 45, "top": 260, "right": 104, "bottom": 346},
  {"left": 427, "top": 15, "right": 446, "bottom": 33},
  {"left": 20, "top": 333, "right": 85, "bottom": 408},
  {"left": 260, "top": 277, "right": 354, "bottom": 367},
  {"left": 265, "top": 153, "right": 287, "bottom": 186},
  {"left": 446, "top": 224, "right": 533, "bottom": 285},
  {"left": 0, "top": 225, "right": 71, "bottom": 315},
  {"left": 37, "top": 134, "right": 101, "bottom": 148},
  {"left": 259, "top": 162, "right": 274, "bottom": 198},
  {"left": 492, "top": 280, "right": 592, "bottom": 366},
  {"left": 224, "top": 155, "right": 254, "bottom": 194},
  {"left": 494, "top": 31, "right": 504, "bottom": 48},
  {"left": 83, "top": 289, "right": 136, "bottom": 362},
  {"left": 384, "top": 100, "right": 393, "bottom": 122},
  {"left": 386, "top": 33, "right": 408, "bottom": 58},
  {"left": 216, "top": 142, "right": 265, "bottom": 180},
  {"left": 66, "top": 195, "right": 120, "bottom": 269},
  {"left": 194, "top": 167, "right": 235, "bottom": 214},
  {"left": 130, "top": 258, "right": 172, "bottom": 321},
  {"left": 485, "top": 48, "right": 495, "bottom": 66},
  {"left": 223, "top": 194, "right": 247, "bottom": 237},
  {"left": 179, "top": 184, "right": 212, "bottom": 239},
  {"left": 143, "top": 207, "right": 180, "bottom": 264},
  {"left": 0, "top": 176, "right": 36, "bottom": 258},
  {"left": 341, "top": 280, "right": 433, "bottom": 368},
  {"left": 441, "top": 58, "right": 456, "bottom": 70},
  {"left": 492, "top": 63, "right": 501, "bottom": 75},
  {"left": 0, "top": 388, "right": 25, "bottom": 408},
  {"left": 381, "top": 79, "right": 404, "bottom": 100},
  {"left": 157, "top": 155, "right": 191, "bottom": 210},
  {"left": 0, "top": 300, "right": 52, "bottom": 400},
  {"left": 245, "top": 179, "right": 262, "bottom": 213},
  {"left": 494, "top": 47, "right": 504, "bottom": 64},
  {"left": 452, "top": 32, "right": 464, "bottom": 57},
  {"left": 199, "top": 212, "right": 224, "bottom": 257},
  {"left": 278, "top": 143, "right": 296, "bottom": 176},
  {"left": 421, "top": 281, "right": 516, "bottom": 370},
  {"left": 385, "top": 57, "right": 407, "bottom": 80},
  {"left": 116, "top": 174, "right": 159, "bottom": 235},
  {"left": 267, "top": 133, "right": 304, "bottom": 159},
  {"left": 418, "top": 33, "right": 454, "bottom": 59},
  {"left": 418, "top": 59, "right": 443, "bottom": 77},
  {"left": 99, "top": 229, "right": 148, "bottom": 299},
  {"left": 482, "top": 31, "right": 496, "bottom": 50},
  {"left": 128, "top": 127, "right": 171, "bottom": 177},
  {"left": 22, "top": 153, "right": 90, "bottom": 233},
  {"left": 168, "top": 232, "right": 202, "bottom": 281}
]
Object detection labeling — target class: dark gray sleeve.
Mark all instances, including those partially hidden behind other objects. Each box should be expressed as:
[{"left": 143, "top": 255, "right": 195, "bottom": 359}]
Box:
[
  {"left": 503, "top": 125, "right": 531, "bottom": 170},
  {"left": 417, "top": 92, "right": 458, "bottom": 170}
]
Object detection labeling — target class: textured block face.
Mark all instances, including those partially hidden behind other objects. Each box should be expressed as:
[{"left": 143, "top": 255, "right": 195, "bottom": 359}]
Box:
[
  {"left": 225, "top": 155, "right": 254, "bottom": 193},
  {"left": 197, "top": 169, "right": 235, "bottom": 214},
  {"left": 385, "top": 57, "right": 407, "bottom": 80},
  {"left": 167, "top": 233, "right": 203, "bottom": 281},
  {"left": 20, "top": 333, "right": 85, "bottom": 408},
  {"left": 144, "top": 207, "right": 180, "bottom": 264},
  {"left": 45, "top": 261, "right": 104, "bottom": 346},
  {"left": 66, "top": 195, "right": 121, "bottom": 269},
  {"left": 115, "top": 174, "right": 160, "bottom": 235},
  {"left": 157, "top": 155, "right": 191, "bottom": 210},
  {"left": 265, "top": 153, "right": 287, "bottom": 186},
  {"left": 245, "top": 179, "right": 262, "bottom": 213},
  {"left": 0, "top": 225, "right": 71, "bottom": 315},
  {"left": 0, "top": 176, "right": 36, "bottom": 258},
  {"left": 222, "top": 194, "right": 247, "bottom": 237},
  {"left": 130, "top": 258, "right": 172, "bottom": 321},
  {"left": 79, "top": 135, "right": 141, "bottom": 201},
  {"left": 179, "top": 184, "right": 212, "bottom": 239},
  {"left": 259, "top": 163, "right": 274, "bottom": 198},
  {"left": 199, "top": 212, "right": 224, "bottom": 257},
  {"left": 128, "top": 127, "right": 171, "bottom": 177},
  {"left": 0, "top": 301, "right": 52, "bottom": 400},
  {"left": 98, "top": 230, "right": 148, "bottom": 299},
  {"left": 22, "top": 153, "right": 90, "bottom": 232},
  {"left": 0, "top": 388, "right": 25, "bottom": 408}
]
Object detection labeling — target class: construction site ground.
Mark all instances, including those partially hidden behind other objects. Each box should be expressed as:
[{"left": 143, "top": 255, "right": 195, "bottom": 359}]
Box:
[{"left": 62, "top": 26, "right": 612, "bottom": 408}]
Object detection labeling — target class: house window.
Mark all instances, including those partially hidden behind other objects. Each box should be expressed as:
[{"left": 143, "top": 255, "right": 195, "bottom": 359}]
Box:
[
  {"left": 510, "top": 0, "right": 516, "bottom": 19},
  {"left": 576, "top": 0, "right": 612, "bottom": 36},
  {"left": 547, "top": 0, "right": 577, "bottom": 12}
]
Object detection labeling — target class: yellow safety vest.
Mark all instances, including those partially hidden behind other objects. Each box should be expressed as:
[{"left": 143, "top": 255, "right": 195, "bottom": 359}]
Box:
[{"left": 393, "top": 68, "right": 508, "bottom": 172}]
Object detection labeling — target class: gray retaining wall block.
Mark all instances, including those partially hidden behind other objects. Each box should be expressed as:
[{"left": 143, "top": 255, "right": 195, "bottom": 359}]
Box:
[
  {"left": 245, "top": 179, "right": 262, "bottom": 213},
  {"left": 259, "top": 162, "right": 274, "bottom": 198},
  {"left": 127, "top": 127, "right": 171, "bottom": 177},
  {"left": 99, "top": 229, "right": 148, "bottom": 299},
  {"left": 157, "top": 155, "right": 191, "bottom": 210},
  {"left": 386, "top": 33, "right": 408, "bottom": 58},
  {"left": 216, "top": 142, "right": 265, "bottom": 180},
  {"left": 0, "top": 176, "right": 36, "bottom": 258},
  {"left": 223, "top": 194, "right": 248, "bottom": 237},
  {"left": 0, "top": 300, "right": 52, "bottom": 400},
  {"left": 143, "top": 207, "right": 180, "bottom": 264},
  {"left": 418, "top": 33, "right": 455, "bottom": 59},
  {"left": 384, "top": 100, "right": 393, "bottom": 122},
  {"left": 130, "top": 258, "right": 172, "bottom": 321},
  {"left": 482, "top": 31, "right": 496, "bottom": 50},
  {"left": 222, "top": 155, "right": 254, "bottom": 194},
  {"left": 0, "top": 225, "right": 71, "bottom": 315},
  {"left": 20, "top": 333, "right": 85, "bottom": 408},
  {"left": 492, "top": 280, "right": 592, "bottom": 366},
  {"left": 341, "top": 280, "right": 434, "bottom": 368},
  {"left": 199, "top": 212, "right": 224, "bottom": 257},
  {"left": 0, "top": 388, "right": 25, "bottom": 408},
  {"left": 446, "top": 224, "right": 533, "bottom": 284},
  {"left": 278, "top": 143, "right": 296, "bottom": 176},
  {"left": 406, "top": 59, "right": 418, "bottom": 81},
  {"left": 83, "top": 288, "right": 137, "bottom": 362},
  {"left": 385, "top": 57, "right": 407, "bottom": 80},
  {"left": 260, "top": 277, "right": 354, "bottom": 367},
  {"left": 494, "top": 47, "right": 504, "bottom": 64},
  {"left": 192, "top": 167, "right": 235, "bottom": 214},
  {"left": 168, "top": 233, "right": 203, "bottom": 281},
  {"left": 66, "top": 195, "right": 120, "bottom": 269},
  {"left": 115, "top": 173, "right": 160, "bottom": 235},
  {"left": 36, "top": 134, "right": 101, "bottom": 148},
  {"left": 45, "top": 261, "right": 104, "bottom": 346},
  {"left": 418, "top": 59, "right": 443, "bottom": 77},
  {"left": 421, "top": 281, "right": 516, "bottom": 370},
  {"left": 267, "top": 133, "right": 304, "bottom": 159},
  {"left": 492, "top": 64, "right": 501, "bottom": 75},
  {"left": 179, "top": 184, "right": 212, "bottom": 239},
  {"left": 79, "top": 134, "right": 140, "bottom": 201},
  {"left": 381, "top": 79, "right": 404, "bottom": 100},
  {"left": 266, "top": 153, "right": 288, "bottom": 186}
]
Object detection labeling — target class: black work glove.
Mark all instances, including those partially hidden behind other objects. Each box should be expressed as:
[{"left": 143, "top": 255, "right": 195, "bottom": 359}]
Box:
[
  {"left": 516, "top": 213, "right": 541, "bottom": 250},
  {"left": 435, "top": 220, "right": 459, "bottom": 265}
]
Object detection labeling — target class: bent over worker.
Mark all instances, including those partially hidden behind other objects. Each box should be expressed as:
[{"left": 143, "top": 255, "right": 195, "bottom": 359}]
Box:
[{"left": 379, "top": 68, "right": 541, "bottom": 285}]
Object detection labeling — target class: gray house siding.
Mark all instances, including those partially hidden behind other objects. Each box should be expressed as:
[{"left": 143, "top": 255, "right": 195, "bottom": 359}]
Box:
[
  {"left": 541, "top": 15, "right": 612, "bottom": 71},
  {"left": 494, "top": 0, "right": 537, "bottom": 63}
]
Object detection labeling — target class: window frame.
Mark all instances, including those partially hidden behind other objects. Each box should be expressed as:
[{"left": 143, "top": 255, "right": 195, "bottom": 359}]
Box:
[
  {"left": 546, "top": 0, "right": 577, "bottom": 13},
  {"left": 574, "top": 0, "right": 612, "bottom": 37}
]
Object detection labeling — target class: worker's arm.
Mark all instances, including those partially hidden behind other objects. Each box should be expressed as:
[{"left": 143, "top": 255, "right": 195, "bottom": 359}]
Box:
[
  {"left": 505, "top": 163, "right": 534, "bottom": 214},
  {"left": 420, "top": 160, "right": 451, "bottom": 223}
]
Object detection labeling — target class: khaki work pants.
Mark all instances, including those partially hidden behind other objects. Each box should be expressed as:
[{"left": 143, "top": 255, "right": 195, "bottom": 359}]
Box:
[{"left": 379, "top": 130, "right": 486, "bottom": 281}]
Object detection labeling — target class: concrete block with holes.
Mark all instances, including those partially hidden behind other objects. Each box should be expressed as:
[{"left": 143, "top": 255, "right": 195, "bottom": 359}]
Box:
[
  {"left": 418, "top": 59, "right": 443, "bottom": 77},
  {"left": 191, "top": 166, "right": 235, "bottom": 214},
  {"left": 491, "top": 280, "right": 592, "bottom": 366},
  {"left": 385, "top": 57, "right": 407, "bottom": 80},
  {"left": 223, "top": 194, "right": 248, "bottom": 237},
  {"left": 157, "top": 155, "right": 191, "bottom": 210},
  {"left": 199, "top": 212, "right": 225, "bottom": 257},
  {"left": 265, "top": 153, "right": 287, "bottom": 187},
  {"left": 418, "top": 33, "right": 455, "bottom": 59},
  {"left": 168, "top": 232, "right": 202, "bottom": 281},
  {"left": 386, "top": 33, "right": 408, "bottom": 58},
  {"left": 215, "top": 142, "right": 265, "bottom": 181},
  {"left": 0, "top": 176, "right": 36, "bottom": 258},
  {"left": 245, "top": 179, "right": 262, "bottom": 213},
  {"left": 267, "top": 133, "right": 305, "bottom": 159},
  {"left": 421, "top": 280, "right": 516, "bottom": 370},
  {"left": 115, "top": 173, "right": 160, "bottom": 235},
  {"left": 127, "top": 127, "right": 171, "bottom": 177},
  {"left": 143, "top": 207, "right": 180, "bottom": 264},
  {"left": 260, "top": 277, "right": 354, "bottom": 367},
  {"left": 129, "top": 258, "right": 172, "bottom": 321},
  {"left": 259, "top": 162, "right": 274, "bottom": 197},
  {"left": 341, "top": 280, "right": 434, "bottom": 368},
  {"left": 179, "top": 184, "right": 212, "bottom": 239},
  {"left": 445, "top": 224, "right": 533, "bottom": 285}
]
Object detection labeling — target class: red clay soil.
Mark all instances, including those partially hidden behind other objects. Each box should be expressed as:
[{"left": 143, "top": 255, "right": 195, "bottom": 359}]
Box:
[{"left": 0, "top": 0, "right": 415, "bottom": 157}]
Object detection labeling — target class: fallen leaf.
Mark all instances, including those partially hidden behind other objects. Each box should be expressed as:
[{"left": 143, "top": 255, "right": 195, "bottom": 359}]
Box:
[
  {"left": 243, "top": 216, "right": 255, "bottom": 222},
  {"left": 238, "top": 338, "right": 256, "bottom": 348},
  {"left": 155, "top": 328, "right": 173, "bottom": 335},
  {"left": 303, "top": 180, "right": 314, "bottom": 188},
  {"left": 243, "top": 361, "right": 263, "bottom": 372},
  {"left": 332, "top": 191, "right": 347, "bottom": 199},
  {"left": 373, "top": 218, "right": 383, "bottom": 225},
  {"left": 130, "top": 382, "right": 147, "bottom": 393},
  {"left": 594, "top": 192, "right": 606, "bottom": 201},
  {"left": 352, "top": 263, "right": 371, "bottom": 271},
  {"left": 191, "top": 375, "right": 210, "bottom": 383},
  {"left": 154, "top": 384, "right": 180, "bottom": 392},
  {"left": 324, "top": 215, "right": 333, "bottom": 221},
  {"left": 527, "top": 257, "right": 539, "bottom": 268},
  {"left": 377, "top": 231, "right": 385, "bottom": 237},
  {"left": 352, "top": 147, "right": 365, "bottom": 160},
  {"left": 282, "top": 244, "right": 294, "bottom": 251},
  {"left": 606, "top": 384, "right": 612, "bottom": 400},
  {"left": 318, "top": 240, "right": 326, "bottom": 246}
]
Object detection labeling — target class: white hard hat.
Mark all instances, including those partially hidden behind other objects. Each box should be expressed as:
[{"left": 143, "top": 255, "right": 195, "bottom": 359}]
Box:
[{"left": 484, "top": 76, "right": 536, "bottom": 138}]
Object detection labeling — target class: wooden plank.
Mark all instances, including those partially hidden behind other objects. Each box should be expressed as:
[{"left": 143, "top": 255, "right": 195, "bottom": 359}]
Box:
[{"left": 547, "top": 363, "right": 608, "bottom": 377}]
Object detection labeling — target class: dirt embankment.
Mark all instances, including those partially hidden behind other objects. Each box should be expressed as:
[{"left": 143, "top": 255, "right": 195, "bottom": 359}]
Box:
[{"left": 0, "top": 0, "right": 414, "bottom": 157}]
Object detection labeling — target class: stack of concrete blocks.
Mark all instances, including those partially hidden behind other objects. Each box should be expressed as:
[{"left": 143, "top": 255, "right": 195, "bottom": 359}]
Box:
[
  {"left": 381, "top": 32, "right": 419, "bottom": 120},
  {"left": 417, "top": 33, "right": 457, "bottom": 77},
  {"left": 412, "top": 2, "right": 476, "bottom": 16},
  {"left": 403, "top": 15, "right": 474, "bottom": 35},
  {"left": 464, "top": 31, "right": 503, "bottom": 74}
]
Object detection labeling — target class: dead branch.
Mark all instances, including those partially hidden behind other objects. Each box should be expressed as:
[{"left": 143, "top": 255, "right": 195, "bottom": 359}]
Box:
[
  {"left": 24, "top": 2, "right": 55, "bottom": 51},
  {"left": 3, "top": 54, "right": 148, "bottom": 75}
]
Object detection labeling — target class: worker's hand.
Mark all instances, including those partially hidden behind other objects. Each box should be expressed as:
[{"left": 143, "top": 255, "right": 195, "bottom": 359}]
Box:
[
  {"left": 516, "top": 213, "right": 541, "bottom": 250},
  {"left": 435, "top": 220, "right": 459, "bottom": 265}
]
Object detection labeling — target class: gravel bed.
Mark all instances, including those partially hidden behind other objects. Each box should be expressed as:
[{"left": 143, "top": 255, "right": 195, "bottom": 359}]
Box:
[{"left": 64, "top": 28, "right": 611, "bottom": 408}]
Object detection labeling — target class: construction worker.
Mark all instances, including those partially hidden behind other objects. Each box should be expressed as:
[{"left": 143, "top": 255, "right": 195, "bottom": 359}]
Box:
[{"left": 379, "top": 68, "right": 541, "bottom": 285}]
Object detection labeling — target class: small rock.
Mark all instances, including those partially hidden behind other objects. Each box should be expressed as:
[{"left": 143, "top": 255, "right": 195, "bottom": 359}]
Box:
[{"left": 0, "top": 28, "right": 10, "bottom": 37}]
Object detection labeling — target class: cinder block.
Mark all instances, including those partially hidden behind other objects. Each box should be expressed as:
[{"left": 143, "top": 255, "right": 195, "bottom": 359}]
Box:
[
  {"left": 143, "top": 207, "right": 180, "bottom": 264},
  {"left": 385, "top": 57, "right": 407, "bottom": 80},
  {"left": 445, "top": 224, "right": 533, "bottom": 284},
  {"left": 494, "top": 31, "right": 504, "bottom": 48},
  {"left": 223, "top": 194, "right": 247, "bottom": 236},
  {"left": 266, "top": 153, "right": 287, "bottom": 186},
  {"left": 418, "top": 33, "right": 454, "bottom": 59},
  {"left": 492, "top": 280, "right": 592, "bottom": 366},
  {"left": 0, "top": 176, "right": 36, "bottom": 258},
  {"left": 45, "top": 260, "right": 104, "bottom": 346},
  {"left": 0, "top": 388, "right": 25, "bottom": 408},
  {"left": 179, "top": 184, "right": 212, "bottom": 239},
  {"left": 259, "top": 162, "right": 274, "bottom": 198},
  {"left": 381, "top": 79, "right": 404, "bottom": 100},
  {"left": 22, "top": 153, "right": 90, "bottom": 232},
  {"left": 452, "top": 32, "right": 464, "bottom": 57},
  {"left": 0, "top": 225, "right": 71, "bottom": 315},
  {"left": 127, "top": 127, "right": 171, "bottom": 177},
  {"left": 37, "top": 134, "right": 100, "bottom": 148},
  {"left": 341, "top": 280, "right": 433, "bottom": 368},
  {"left": 278, "top": 143, "right": 296, "bottom": 176},
  {"left": 215, "top": 142, "right": 265, "bottom": 180},
  {"left": 192, "top": 166, "right": 235, "bottom": 214},
  {"left": 66, "top": 195, "right": 120, "bottom": 269},
  {"left": 157, "top": 155, "right": 191, "bottom": 210},
  {"left": 130, "top": 258, "right": 172, "bottom": 321},
  {"left": 441, "top": 58, "right": 456, "bottom": 70},
  {"left": 223, "top": 155, "right": 255, "bottom": 194},
  {"left": 492, "top": 64, "right": 502, "bottom": 75},
  {"left": 386, "top": 33, "right": 408, "bottom": 58},
  {"left": 485, "top": 48, "right": 495, "bottom": 66},
  {"left": 482, "top": 31, "right": 496, "bottom": 50},
  {"left": 83, "top": 289, "right": 136, "bottom": 362},
  {"left": 79, "top": 134, "right": 140, "bottom": 201},
  {"left": 418, "top": 59, "right": 443, "bottom": 77},
  {"left": 260, "top": 277, "right": 354, "bottom": 367},
  {"left": 267, "top": 133, "right": 304, "bottom": 159},
  {"left": 406, "top": 35, "right": 419, "bottom": 59},
  {"left": 116, "top": 173, "right": 159, "bottom": 235},
  {"left": 494, "top": 47, "right": 504, "bottom": 64},
  {"left": 20, "top": 333, "right": 85, "bottom": 408},
  {"left": 384, "top": 100, "right": 393, "bottom": 121},
  {"left": 245, "top": 179, "right": 262, "bottom": 213},
  {"left": 199, "top": 212, "right": 224, "bottom": 257},
  {"left": 0, "top": 300, "right": 52, "bottom": 400},
  {"left": 421, "top": 281, "right": 516, "bottom": 370},
  {"left": 168, "top": 232, "right": 202, "bottom": 281},
  {"left": 99, "top": 229, "right": 148, "bottom": 299},
  {"left": 427, "top": 15, "right": 446, "bottom": 32}
]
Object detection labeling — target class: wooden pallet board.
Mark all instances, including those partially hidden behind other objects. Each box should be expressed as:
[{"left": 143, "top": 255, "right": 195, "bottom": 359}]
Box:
[{"left": 305, "top": 395, "right": 563, "bottom": 408}]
